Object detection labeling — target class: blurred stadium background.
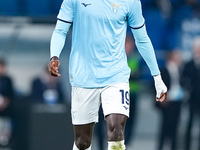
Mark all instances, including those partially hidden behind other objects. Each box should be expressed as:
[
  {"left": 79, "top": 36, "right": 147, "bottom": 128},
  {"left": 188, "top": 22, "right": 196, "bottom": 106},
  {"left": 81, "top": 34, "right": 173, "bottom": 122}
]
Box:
[{"left": 0, "top": 0, "right": 200, "bottom": 150}]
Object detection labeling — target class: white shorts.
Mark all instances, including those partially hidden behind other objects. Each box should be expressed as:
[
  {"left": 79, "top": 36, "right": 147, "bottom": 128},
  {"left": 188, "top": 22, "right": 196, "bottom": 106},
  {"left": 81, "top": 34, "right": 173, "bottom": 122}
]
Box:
[{"left": 71, "top": 82, "right": 130, "bottom": 125}]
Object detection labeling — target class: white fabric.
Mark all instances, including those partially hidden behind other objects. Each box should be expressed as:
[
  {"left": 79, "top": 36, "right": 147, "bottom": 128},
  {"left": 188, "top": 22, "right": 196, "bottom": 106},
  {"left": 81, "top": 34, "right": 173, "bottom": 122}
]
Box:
[
  {"left": 73, "top": 143, "right": 79, "bottom": 150},
  {"left": 71, "top": 82, "right": 130, "bottom": 125},
  {"left": 153, "top": 74, "right": 167, "bottom": 98},
  {"left": 73, "top": 142, "right": 91, "bottom": 150},
  {"left": 101, "top": 83, "right": 130, "bottom": 117},
  {"left": 108, "top": 140, "right": 126, "bottom": 150}
]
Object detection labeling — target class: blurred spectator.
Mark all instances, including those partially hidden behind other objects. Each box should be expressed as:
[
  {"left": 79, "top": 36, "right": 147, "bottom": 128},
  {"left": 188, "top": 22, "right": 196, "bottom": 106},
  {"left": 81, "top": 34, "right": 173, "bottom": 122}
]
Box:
[
  {"left": 181, "top": 36, "right": 200, "bottom": 150},
  {"left": 0, "top": 58, "right": 15, "bottom": 148},
  {"left": 156, "top": 50, "right": 183, "bottom": 150},
  {"left": 141, "top": 0, "right": 200, "bottom": 51},
  {"left": 178, "top": 0, "right": 200, "bottom": 61},
  {"left": 185, "top": 0, "right": 200, "bottom": 15},
  {"left": 30, "top": 66, "right": 64, "bottom": 104},
  {"left": 125, "top": 33, "right": 141, "bottom": 146}
]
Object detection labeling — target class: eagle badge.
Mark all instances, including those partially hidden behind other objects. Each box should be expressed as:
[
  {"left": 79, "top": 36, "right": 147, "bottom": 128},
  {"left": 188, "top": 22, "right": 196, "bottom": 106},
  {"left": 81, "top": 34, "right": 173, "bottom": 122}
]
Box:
[{"left": 110, "top": 3, "right": 122, "bottom": 14}]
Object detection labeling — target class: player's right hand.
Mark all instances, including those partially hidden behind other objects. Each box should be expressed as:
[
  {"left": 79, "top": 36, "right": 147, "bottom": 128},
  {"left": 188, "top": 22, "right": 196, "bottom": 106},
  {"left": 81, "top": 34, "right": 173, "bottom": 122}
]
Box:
[{"left": 48, "top": 56, "right": 61, "bottom": 77}]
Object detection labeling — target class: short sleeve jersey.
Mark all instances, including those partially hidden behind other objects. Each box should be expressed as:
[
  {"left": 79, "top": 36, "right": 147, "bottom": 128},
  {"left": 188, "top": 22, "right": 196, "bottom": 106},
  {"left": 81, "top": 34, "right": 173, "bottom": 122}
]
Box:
[{"left": 58, "top": 0, "right": 145, "bottom": 88}]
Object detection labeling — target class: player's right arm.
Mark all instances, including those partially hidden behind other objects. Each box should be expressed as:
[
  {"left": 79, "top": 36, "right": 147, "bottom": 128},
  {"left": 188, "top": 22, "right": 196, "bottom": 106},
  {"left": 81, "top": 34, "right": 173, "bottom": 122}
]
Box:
[
  {"left": 49, "top": 0, "right": 74, "bottom": 77},
  {"left": 48, "top": 20, "right": 72, "bottom": 77}
]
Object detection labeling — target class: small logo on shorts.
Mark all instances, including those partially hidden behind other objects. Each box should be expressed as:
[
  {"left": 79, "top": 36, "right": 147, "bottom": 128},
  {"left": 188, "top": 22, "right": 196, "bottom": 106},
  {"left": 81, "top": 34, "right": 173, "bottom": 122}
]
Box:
[{"left": 123, "top": 106, "right": 129, "bottom": 110}]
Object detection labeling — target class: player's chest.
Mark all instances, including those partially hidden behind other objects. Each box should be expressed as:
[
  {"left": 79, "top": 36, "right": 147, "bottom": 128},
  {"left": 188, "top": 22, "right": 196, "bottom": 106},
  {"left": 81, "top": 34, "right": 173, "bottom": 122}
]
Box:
[{"left": 76, "top": 0, "right": 128, "bottom": 21}]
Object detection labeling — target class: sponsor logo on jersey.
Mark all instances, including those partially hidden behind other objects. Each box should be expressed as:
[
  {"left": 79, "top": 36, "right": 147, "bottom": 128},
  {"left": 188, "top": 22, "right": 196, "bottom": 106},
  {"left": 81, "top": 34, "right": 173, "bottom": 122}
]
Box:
[
  {"left": 81, "top": 3, "right": 91, "bottom": 7},
  {"left": 110, "top": 3, "right": 122, "bottom": 14}
]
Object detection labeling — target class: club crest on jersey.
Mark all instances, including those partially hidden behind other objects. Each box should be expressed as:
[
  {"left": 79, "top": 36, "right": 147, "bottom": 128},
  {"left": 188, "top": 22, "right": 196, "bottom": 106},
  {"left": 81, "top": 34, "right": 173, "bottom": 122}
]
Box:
[{"left": 110, "top": 3, "right": 122, "bottom": 14}]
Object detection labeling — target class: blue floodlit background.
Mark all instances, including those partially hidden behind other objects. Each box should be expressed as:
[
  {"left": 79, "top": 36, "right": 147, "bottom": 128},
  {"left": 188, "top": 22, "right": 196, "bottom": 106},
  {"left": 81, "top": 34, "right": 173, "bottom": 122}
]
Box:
[{"left": 0, "top": 0, "right": 200, "bottom": 150}]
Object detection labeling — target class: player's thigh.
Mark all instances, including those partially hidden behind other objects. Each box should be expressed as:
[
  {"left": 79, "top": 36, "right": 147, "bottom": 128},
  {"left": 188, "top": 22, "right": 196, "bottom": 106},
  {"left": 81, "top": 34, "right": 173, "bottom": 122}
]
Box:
[
  {"left": 71, "top": 86, "right": 101, "bottom": 125},
  {"left": 101, "top": 82, "right": 130, "bottom": 118}
]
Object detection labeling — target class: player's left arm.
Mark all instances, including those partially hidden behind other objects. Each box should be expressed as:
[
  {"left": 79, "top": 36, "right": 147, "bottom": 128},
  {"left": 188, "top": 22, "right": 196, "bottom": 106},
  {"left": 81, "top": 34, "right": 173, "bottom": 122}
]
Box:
[
  {"left": 128, "top": 0, "right": 167, "bottom": 102},
  {"left": 131, "top": 26, "right": 167, "bottom": 102}
]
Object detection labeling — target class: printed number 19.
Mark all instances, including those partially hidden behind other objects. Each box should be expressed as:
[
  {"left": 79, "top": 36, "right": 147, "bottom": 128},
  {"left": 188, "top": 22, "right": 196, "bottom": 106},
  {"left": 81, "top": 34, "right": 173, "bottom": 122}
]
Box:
[{"left": 119, "top": 90, "right": 129, "bottom": 105}]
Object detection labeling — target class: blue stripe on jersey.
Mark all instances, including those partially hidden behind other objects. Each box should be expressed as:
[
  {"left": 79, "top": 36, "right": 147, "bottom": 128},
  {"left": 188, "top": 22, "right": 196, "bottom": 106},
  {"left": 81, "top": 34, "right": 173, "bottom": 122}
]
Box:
[
  {"left": 130, "top": 23, "right": 145, "bottom": 30},
  {"left": 57, "top": 18, "right": 73, "bottom": 24}
]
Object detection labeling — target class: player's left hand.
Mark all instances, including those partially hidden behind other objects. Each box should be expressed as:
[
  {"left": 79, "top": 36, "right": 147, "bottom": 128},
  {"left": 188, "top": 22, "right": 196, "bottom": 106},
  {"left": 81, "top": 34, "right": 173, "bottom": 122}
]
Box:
[{"left": 153, "top": 74, "right": 167, "bottom": 102}]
